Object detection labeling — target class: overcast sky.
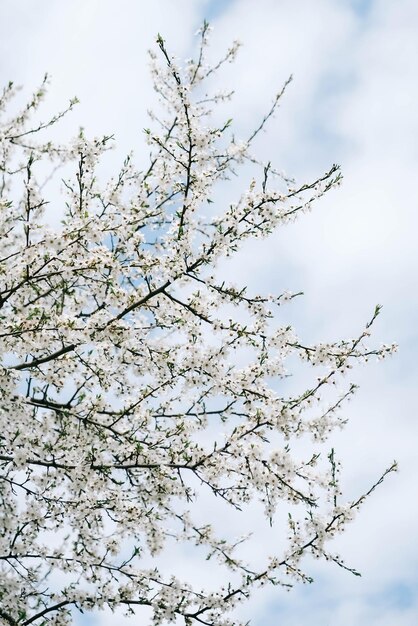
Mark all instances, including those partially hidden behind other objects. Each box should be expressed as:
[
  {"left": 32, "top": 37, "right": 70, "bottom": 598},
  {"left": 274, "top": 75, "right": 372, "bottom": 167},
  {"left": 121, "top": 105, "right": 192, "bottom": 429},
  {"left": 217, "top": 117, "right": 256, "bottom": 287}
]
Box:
[{"left": 1, "top": 1, "right": 417, "bottom": 625}]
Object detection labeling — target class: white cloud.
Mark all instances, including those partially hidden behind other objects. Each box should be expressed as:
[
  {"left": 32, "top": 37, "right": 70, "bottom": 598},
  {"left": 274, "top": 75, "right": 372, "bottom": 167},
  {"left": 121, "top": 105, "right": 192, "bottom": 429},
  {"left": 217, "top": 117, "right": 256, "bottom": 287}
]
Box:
[{"left": 213, "top": 1, "right": 418, "bottom": 623}]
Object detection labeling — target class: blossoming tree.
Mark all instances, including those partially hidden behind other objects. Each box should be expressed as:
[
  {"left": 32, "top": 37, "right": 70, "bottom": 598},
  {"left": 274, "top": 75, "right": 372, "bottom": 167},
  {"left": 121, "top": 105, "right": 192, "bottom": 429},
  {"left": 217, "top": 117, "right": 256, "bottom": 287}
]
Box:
[{"left": 0, "top": 23, "right": 396, "bottom": 626}]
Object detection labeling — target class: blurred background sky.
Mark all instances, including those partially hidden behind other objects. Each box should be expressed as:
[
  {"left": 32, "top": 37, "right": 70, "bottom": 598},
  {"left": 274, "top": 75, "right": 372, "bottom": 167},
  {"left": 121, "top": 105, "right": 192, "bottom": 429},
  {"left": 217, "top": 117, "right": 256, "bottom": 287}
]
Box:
[{"left": 1, "top": 1, "right": 417, "bottom": 624}]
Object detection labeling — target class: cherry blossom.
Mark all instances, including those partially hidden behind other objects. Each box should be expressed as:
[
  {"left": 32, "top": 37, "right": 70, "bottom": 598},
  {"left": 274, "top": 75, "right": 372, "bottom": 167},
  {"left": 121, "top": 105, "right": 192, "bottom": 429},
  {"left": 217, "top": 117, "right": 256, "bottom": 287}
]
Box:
[{"left": 0, "top": 22, "right": 396, "bottom": 626}]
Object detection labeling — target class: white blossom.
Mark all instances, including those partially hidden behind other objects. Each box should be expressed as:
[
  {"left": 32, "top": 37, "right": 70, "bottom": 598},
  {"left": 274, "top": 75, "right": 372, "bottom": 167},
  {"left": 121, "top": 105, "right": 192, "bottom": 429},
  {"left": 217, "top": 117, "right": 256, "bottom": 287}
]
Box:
[{"left": 0, "top": 24, "right": 397, "bottom": 626}]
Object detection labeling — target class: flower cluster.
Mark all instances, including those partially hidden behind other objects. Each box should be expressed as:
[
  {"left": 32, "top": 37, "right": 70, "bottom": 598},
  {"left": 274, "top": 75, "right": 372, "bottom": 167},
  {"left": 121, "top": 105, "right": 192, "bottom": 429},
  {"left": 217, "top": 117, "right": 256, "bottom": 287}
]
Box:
[{"left": 0, "top": 23, "right": 396, "bottom": 626}]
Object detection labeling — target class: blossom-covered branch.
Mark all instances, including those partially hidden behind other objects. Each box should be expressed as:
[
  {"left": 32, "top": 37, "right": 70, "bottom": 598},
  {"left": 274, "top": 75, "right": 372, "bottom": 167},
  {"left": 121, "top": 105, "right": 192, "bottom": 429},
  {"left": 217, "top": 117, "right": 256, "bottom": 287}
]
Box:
[{"left": 0, "top": 22, "right": 396, "bottom": 626}]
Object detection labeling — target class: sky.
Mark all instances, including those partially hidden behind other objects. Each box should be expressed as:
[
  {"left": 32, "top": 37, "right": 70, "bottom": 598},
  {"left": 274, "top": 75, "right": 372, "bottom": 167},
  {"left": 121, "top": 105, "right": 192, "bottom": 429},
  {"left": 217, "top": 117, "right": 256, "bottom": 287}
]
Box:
[{"left": 1, "top": 0, "right": 417, "bottom": 624}]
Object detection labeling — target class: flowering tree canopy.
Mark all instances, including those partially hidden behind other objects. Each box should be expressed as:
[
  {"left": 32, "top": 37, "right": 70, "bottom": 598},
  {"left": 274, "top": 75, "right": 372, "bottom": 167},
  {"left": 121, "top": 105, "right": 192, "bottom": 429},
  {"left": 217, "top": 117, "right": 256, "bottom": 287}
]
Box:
[{"left": 0, "top": 23, "right": 396, "bottom": 626}]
